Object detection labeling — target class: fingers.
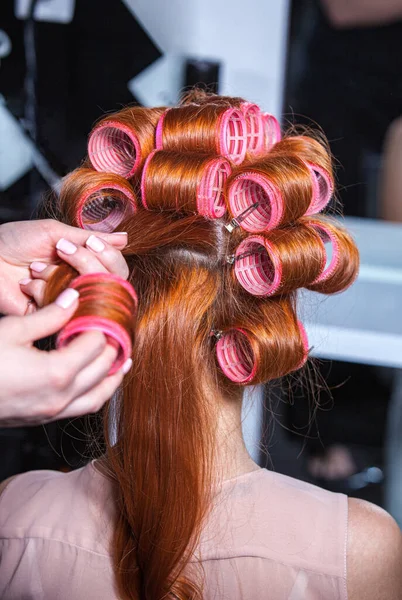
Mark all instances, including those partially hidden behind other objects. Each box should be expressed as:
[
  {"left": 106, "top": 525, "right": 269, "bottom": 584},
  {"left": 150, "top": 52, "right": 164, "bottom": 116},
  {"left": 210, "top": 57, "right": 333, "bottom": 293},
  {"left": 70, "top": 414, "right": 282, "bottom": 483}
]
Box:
[
  {"left": 2, "top": 288, "right": 80, "bottom": 344},
  {"left": 48, "top": 331, "right": 108, "bottom": 380},
  {"left": 29, "top": 262, "right": 58, "bottom": 282},
  {"left": 52, "top": 368, "right": 125, "bottom": 420},
  {"left": 19, "top": 278, "right": 47, "bottom": 307},
  {"left": 55, "top": 236, "right": 129, "bottom": 279},
  {"left": 42, "top": 219, "right": 128, "bottom": 249},
  {"left": 56, "top": 341, "right": 118, "bottom": 402}
]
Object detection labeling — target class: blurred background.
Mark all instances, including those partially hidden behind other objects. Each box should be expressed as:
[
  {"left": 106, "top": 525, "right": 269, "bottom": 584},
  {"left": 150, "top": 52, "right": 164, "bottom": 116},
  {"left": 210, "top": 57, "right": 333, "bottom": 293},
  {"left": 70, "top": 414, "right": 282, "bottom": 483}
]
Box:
[{"left": 2, "top": 0, "right": 402, "bottom": 522}]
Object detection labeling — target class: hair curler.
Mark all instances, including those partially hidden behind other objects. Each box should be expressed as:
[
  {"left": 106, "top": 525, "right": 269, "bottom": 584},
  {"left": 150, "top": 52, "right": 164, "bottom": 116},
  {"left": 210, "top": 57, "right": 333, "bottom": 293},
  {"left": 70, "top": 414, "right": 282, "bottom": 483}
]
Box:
[
  {"left": 141, "top": 150, "right": 231, "bottom": 219},
  {"left": 226, "top": 155, "right": 312, "bottom": 233},
  {"left": 76, "top": 180, "right": 137, "bottom": 232},
  {"left": 155, "top": 104, "right": 248, "bottom": 165},
  {"left": 88, "top": 107, "right": 164, "bottom": 179},
  {"left": 231, "top": 225, "right": 325, "bottom": 297},
  {"left": 56, "top": 273, "right": 137, "bottom": 375},
  {"left": 262, "top": 113, "right": 282, "bottom": 151},
  {"left": 215, "top": 328, "right": 257, "bottom": 384}
]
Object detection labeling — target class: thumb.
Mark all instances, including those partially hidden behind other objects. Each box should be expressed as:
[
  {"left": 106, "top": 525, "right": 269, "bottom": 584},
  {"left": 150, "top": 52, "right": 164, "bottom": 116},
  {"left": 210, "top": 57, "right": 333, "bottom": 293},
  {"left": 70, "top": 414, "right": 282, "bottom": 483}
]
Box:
[{"left": 8, "top": 288, "right": 80, "bottom": 344}]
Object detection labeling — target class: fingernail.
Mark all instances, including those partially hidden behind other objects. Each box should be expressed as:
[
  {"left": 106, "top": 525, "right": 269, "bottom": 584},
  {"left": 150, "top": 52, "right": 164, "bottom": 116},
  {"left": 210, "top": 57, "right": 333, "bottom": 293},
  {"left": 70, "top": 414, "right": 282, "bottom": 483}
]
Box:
[
  {"left": 30, "top": 261, "right": 48, "bottom": 273},
  {"left": 122, "top": 358, "right": 132, "bottom": 375},
  {"left": 55, "top": 288, "right": 79, "bottom": 309},
  {"left": 19, "top": 278, "right": 32, "bottom": 285},
  {"left": 86, "top": 235, "right": 105, "bottom": 252},
  {"left": 111, "top": 232, "right": 128, "bottom": 236},
  {"left": 56, "top": 238, "right": 77, "bottom": 255}
]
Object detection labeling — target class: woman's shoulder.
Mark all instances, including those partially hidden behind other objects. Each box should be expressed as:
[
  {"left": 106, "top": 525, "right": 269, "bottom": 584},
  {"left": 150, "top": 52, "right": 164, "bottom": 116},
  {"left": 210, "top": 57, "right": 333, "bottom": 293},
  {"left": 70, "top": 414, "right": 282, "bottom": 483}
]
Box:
[
  {"left": 202, "top": 468, "right": 348, "bottom": 581},
  {"left": 347, "top": 497, "right": 402, "bottom": 600},
  {"left": 0, "top": 461, "right": 114, "bottom": 556}
]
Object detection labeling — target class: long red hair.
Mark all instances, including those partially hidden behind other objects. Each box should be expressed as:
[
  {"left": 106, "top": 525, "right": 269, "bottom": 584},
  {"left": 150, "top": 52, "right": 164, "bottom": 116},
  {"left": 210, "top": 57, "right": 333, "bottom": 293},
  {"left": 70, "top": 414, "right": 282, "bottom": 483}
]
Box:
[{"left": 43, "top": 93, "right": 359, "bottom": 599}]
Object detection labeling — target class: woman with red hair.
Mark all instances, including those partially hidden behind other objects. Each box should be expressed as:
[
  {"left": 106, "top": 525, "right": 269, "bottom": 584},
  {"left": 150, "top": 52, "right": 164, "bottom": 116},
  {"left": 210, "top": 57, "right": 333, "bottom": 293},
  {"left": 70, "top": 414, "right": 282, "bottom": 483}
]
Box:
[{"left": 0, "top": 95, "right": 401, "bottom": 600}]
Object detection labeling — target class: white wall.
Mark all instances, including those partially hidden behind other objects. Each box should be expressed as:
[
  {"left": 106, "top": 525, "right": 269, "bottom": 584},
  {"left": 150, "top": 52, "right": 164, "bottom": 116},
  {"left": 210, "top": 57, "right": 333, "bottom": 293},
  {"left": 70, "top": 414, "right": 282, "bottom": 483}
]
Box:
[{"left": 122, "top": 0, "right": 290, "bottom": 117}]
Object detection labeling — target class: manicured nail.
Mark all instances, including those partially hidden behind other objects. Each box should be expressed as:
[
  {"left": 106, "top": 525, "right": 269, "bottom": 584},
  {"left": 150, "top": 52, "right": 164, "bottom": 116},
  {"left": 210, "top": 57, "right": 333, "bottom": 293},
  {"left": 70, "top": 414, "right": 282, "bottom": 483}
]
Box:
[
  {"left": 122, "top": 358, "right": 132, "bottom": 374},
  {"left": 86, "top": 235, "right": 105, "bottom": 252},
  {"left": 19, "top": 278, "right": 32, "bottom": 285},
  {"left": 56, "top": 238, "right": 77, "bottom": 255},
  {"left": 55, "top": 288, "right": 79, "bottom": 309},
  {"left": 111, "top": 232, "right": 128, "bottom": 236},
  {"left": 30, "top": 261, "right": 48, "bottom": 273}
]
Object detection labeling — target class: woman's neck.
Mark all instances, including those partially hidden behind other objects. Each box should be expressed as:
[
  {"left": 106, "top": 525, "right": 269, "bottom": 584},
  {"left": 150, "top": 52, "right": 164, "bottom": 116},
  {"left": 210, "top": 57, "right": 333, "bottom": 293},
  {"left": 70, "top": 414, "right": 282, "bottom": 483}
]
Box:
[{"left": 214, "top": 392, "right": 261, "bottom": 481}]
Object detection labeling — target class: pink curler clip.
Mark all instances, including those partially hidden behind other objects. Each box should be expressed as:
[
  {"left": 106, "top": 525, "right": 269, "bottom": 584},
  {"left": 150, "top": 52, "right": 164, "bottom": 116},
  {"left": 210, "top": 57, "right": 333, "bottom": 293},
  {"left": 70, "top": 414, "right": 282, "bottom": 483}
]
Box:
[
  {"left": 233, "top": 236, "right": 281, "bottom": 297},
  {"left": 88, "top": 121, "right": 141, "bottom": 179},
  {"left": 216, "top": 328, "right": 257, "bottom": 384},
  {"left": 262, "top": 113, "right": 281, "bottom": 151},
  {"left": 310, "top": 222, "right": 341, "bottom": 284},
  {"left": 241, "top": 102, "right": 265, "bottom": 155},
  {"left": 56, "top": 273, "right": 137, "bottom": 375},
  {"left": 197, "top": 157, "right": 231, "bottom": 219},
  {"left": 76, "top": 183, "right": 137, "bottom": 232},
  {"left": 296, "top": 320, "right": 309, "bottom": 369},
  {"left": 227, "top": 172, "right": 284, "bottom": 233},
  {"left": 305, "top": 164, "right": 334, "bottom": 215}
]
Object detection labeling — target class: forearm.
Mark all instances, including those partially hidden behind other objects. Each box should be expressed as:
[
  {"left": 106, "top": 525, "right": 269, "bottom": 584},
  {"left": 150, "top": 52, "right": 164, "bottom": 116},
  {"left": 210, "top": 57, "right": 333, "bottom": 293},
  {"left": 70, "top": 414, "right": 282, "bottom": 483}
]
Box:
[{"left": 321, "top": 0, "right": 402, "bottom": 28}]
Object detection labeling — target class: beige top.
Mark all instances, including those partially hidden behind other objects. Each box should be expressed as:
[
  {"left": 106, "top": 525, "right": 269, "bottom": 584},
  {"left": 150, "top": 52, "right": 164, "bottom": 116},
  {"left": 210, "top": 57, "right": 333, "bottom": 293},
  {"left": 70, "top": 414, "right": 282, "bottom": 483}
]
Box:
[{"left": 0, "top": 461, "right": 348, "bottom": 599}]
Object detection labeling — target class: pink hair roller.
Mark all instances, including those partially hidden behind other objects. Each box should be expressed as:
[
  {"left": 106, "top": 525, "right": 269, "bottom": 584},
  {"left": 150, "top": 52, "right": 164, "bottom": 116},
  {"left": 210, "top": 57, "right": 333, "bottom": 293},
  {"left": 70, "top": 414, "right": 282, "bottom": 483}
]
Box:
[
  {"left": 227, "top": 171, "right": 284, "bottom": 233},
  {"left": 88, "top": 120, "right": 141, "bottom": 179},
  {"left": 305, "top": 164, "right": 334, "bottom": 215},
  {"left": 156, "top": 107, "right": 248, "bottom": 166},
  {"left": 233, "top": 236, "right": 281, "bottom": 297},
  {"left": 216, "top": 328, "right": 257, "bottom": 384},
  {"left": 240, "top": 102, "right": 265, "bottom": 156},
  {"left": 141, "top": 150, "right": 232, "bottom": 219},
  {"left": 262, "top": 113, "right": 282, "bottom": 151},
  {"left": 196, "top": 157, "right": 232, "bottom": 219},
  {"left": 76, "top": 182, "right": 137, "bottom": 232},
  {"left": 310, "top": 222, "right": 340, "bottom": 284},
  {"left": 56, "top": 273, "right": 137, "bottom": 375}
]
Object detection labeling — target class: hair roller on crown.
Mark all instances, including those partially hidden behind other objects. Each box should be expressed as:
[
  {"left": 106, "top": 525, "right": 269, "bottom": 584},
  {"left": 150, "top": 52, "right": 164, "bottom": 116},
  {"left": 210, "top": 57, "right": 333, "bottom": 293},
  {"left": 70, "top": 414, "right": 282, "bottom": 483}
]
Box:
[
  {"left": 214, "top": 298, "right": 309, "bottom": 384},
  {"left": 303, "top": 216, "right": 360, "bottom": 294},
  {"left": 179, "top": 91, "right": 275, "bottom": 157},
  {"left": 230, "top": 223, "right": 325, "bottom": 297},
  {"left": 155, "top": 104, "right": 247, "bottom": 165},
  {"left": 262, "top": 113, "right": 282, "bottom": 151},
  {"left": 59, "top": 168, "right": 137, "bottom": 232},
  {"left": 88, "top": 106, "right": 165, "bottom": 179},
  {"left": 56, "top": 273, "right": 137, "bottom": 375},
  {"left": 141, "top": 150, "right": 231, "bottom": 219},
  {"left": 225, "top": 154, "right": 312, "bottom": 233},
  {"left": 271, "top": 136, "right": 334, "bottom": 214}
]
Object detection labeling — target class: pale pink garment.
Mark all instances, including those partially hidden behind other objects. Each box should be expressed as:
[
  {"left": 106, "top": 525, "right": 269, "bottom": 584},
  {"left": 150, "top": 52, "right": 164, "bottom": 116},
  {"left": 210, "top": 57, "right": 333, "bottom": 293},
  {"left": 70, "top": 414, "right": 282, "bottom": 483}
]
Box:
[{"left": 0, "top": 461, "right": 348, "bottom": 599}]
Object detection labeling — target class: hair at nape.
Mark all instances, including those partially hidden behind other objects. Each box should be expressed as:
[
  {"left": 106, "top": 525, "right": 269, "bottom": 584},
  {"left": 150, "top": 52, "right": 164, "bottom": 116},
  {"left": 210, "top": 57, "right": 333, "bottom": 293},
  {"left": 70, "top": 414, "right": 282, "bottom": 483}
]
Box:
[{"left": 43, "top": 90, "right": 359, "bottom": 600}]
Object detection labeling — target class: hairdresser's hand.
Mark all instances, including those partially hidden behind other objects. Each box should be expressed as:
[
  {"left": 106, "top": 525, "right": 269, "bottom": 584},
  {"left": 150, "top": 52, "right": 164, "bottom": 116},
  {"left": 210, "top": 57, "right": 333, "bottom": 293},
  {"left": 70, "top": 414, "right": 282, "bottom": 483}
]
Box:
[
  {"left": 0, "top": 288, "right": 130, "bottom": 427},
  {"left": 19, "top": 231, "right": 129, "bottom": 308},
  {"left": 0, "top": 219, "right": 128, "bottom": 315}
]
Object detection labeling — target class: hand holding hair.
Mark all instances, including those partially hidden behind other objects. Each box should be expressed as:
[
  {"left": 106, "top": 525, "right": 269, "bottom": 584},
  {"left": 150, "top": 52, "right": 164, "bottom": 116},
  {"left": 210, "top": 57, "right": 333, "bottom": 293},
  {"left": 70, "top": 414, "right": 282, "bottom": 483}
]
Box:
[
  {"left": 0, "top": 219, "right": 128, "bottom": 316},
  {"left": 0, "top": 289, "right": 130, "bottom": 428}
]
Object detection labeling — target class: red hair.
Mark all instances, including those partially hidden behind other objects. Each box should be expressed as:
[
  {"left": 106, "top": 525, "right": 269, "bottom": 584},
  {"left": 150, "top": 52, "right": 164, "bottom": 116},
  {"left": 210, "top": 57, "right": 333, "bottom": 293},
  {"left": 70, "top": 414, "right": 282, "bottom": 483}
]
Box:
[{"left": 42, "top": 95, "right": 359, "bottom": 600}]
